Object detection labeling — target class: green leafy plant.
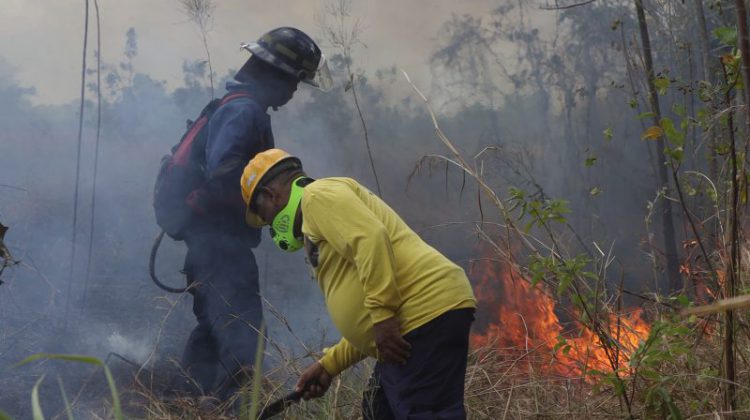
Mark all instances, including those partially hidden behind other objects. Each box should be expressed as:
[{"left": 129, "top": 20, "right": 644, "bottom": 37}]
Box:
[
  {"left": 16, "top": 353, "right": 122, "bottom": 420},
  {"left": 508, "top": 187, "right": 570, "bottom": 233}
]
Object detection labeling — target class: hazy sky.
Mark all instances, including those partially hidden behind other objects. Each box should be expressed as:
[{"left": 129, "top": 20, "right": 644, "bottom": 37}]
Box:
[{"left": 0, "top": 0, "right": 504, "bottom": 105}]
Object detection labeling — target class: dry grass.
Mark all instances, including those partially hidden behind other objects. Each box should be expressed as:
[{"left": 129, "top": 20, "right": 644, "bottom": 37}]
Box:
[
  {"left": 91, "top": 308, "right": 745, "bottom": 420},
  {"left": 127, "top": 362, "right": 369, "bottom": 419}
]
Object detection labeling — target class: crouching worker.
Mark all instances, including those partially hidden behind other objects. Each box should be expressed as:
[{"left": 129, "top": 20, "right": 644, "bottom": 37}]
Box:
[{"left": 240, "top": 149, "right": 477, "bottom": 419}]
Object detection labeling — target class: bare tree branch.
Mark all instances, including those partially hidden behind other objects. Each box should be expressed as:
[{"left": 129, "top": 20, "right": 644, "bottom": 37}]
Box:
[
  {"left": 539, "top": 0, "right": 596, "bottom": 11},
  {"left": 179, "top": 0, "right": 216, "bottom": 98}
]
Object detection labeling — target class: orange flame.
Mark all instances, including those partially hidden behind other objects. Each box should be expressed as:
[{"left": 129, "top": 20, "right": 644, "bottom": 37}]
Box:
[{"left": 469, "top": 250, "right": 650, "bottom": 378}]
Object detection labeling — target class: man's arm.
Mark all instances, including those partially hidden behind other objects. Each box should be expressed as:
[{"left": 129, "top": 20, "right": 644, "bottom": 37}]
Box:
[
  {"left": 188, "top": 101, "right": 259, "bottom": 214},
  {"left": 318, "top": 337, "right": 367, "bottom": 377},
  {"left": 294, "top": 337, "right": 366, "bottom": 400}
]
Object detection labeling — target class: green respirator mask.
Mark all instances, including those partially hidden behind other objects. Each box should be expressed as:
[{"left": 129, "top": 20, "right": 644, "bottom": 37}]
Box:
[{"left": 269, "top": 176, "right": 312, "bottom": 252}]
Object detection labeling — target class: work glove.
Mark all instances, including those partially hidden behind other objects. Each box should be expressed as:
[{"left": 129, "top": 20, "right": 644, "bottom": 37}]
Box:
[
  {"left": 295, "top": 362, "right": 333, "bottom": 400},
  {"left": 373, "top": 316, "right": 411, "bottom": 365}
]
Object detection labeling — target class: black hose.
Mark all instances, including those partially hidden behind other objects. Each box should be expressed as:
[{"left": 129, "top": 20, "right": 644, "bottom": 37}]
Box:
[{"left": 149, "top": 230, "right": 188, "bottom": 293}]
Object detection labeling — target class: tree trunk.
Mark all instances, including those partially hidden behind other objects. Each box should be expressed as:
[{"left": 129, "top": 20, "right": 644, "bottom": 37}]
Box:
[
  {"left": 694, "top": 0, "right": 711, "bottom": 83},
  {"left": 633, "top": 0, "right": 682, "bottom": 294},
  {"left": 721, "top": 0, "right": 750, "bottom": 413}
]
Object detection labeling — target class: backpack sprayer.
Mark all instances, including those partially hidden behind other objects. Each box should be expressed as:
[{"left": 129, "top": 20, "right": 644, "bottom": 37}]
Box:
[{"left": 149, "top": 92, "right": 253, "bottom": 294}]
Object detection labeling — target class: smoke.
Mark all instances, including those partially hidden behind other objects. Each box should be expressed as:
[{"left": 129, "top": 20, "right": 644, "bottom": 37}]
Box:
[
  {"left": 105, "top": 332, "right": 152, "bottom": 365},
  {"left": 0, "top": 1, "right": 719, "bottom": 417}
]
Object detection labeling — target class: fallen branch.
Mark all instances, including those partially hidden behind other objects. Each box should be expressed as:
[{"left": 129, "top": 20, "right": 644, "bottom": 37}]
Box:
[{"left": 681, "top": 295, "right": 750, "bottom": 317}]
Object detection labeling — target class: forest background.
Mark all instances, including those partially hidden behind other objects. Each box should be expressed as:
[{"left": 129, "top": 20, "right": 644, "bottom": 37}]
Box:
[{"left": 1, "top": 0, "right": 748, "bottom": 418}]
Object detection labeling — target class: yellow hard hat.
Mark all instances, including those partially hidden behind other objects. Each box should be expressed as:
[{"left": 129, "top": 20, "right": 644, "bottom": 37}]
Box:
[{"left": 240, "top": 148, "right": 301, "bottom": 227}]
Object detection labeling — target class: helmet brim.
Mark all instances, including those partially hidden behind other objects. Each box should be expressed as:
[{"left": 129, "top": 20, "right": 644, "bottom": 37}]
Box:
[
  {"left": 245, "top": 207, "right": 267, "bottom": 228},
  {"left": 241, "top": 43, "right": 333, "bottom": 92}
]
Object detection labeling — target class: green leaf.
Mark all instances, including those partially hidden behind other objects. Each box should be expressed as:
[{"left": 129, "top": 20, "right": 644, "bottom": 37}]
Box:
[
  {"left": 530, "top": 271, "right": 544, "bottom": 287},
  {"left": 590, "top": 187, "right": 603, "bottom": 196},
  {"left": 698, "top": 83, "right": 714, "bottom": 102},
  {"left": 654, "top": 76, "right": 670, "bottom": 95},
  {"left": 582, "top": 271, "right": 598, "bottom": 280},
  {"left": 553, "top": 335, "right": 568, "bottom": 352},
  {"left": 665, "top": 146, "right": 684, "bottom": 163},
  {"left": 557, "top": 273, "right": 573, "bottom": 295},
  {"left": 0, "top": 409, "right": 12, "bottom": 420},
  {"left": 31, "top": 374, "right": 45, "bottom": 420},
  {"left": 637, "top": 111, "right": 657, "bottom": 120},
  {"left": 660, "top": 118, "right": 685, "bottom": 147},
  {"left": 585, "top": 156, "right": 597, "bottom": 167},
  {"left": 613, "top": 380, "right": 626, "bottom": 396},
  {"left": 672, "top": 103, "right": 687, "bottom": 118},
  {"left": 103, "top": 368, "right": 121, "bottom": 418},
  {"left": 714, "top": 26, "right": 738, "bottom": 47},
  {"left": 57, "top": 376, "right": 74, "bottom": 420},
  {"left": 603, "top": 128, "right": 613, "bottom": 141},
  {"left": 17, "top": 353, "right": 103, "bottom": 367},
  {"left": 715, "top": 142, "right": 731, "bottom": 155},
  {"left": 659, "top": 388, "right": 683, "bottom": 420},
  {"left": 640, "top": 369, "right": 661, "bottom": 380},
  {"left": 248, "top": 324, "right": 266, "bottom": 420},
  {"left": 18, "top": 354, "right": 122, "bottom": 420}
]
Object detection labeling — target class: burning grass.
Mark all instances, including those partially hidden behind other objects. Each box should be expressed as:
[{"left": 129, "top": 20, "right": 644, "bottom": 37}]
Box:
[{"left": 469, "top": 250, "right": 650, "bottom": 380}]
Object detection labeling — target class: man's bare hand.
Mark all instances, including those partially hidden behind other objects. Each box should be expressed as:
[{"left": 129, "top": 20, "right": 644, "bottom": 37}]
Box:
[
  {"left": 373, "top": 316, "right": 411, "bottom": 364},
  {"left": 294, "top": 362, "right": 333, "bottom": 400}
]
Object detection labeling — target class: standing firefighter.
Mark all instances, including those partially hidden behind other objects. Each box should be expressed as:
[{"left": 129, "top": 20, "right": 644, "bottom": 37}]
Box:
[
  {"left": 240, "top": 149, "right": 477, "bottom": 419},
  {"left": 153, "top": 28, "right": 331, "bottom": 400}
]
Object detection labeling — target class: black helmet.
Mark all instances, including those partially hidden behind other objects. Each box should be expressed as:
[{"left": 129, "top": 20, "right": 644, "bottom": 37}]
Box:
[{"left": 241, "top": 27, "right": 332, "bottom": 91}]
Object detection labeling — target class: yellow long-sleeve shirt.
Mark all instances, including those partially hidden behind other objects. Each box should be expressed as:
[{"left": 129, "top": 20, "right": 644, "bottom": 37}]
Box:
[{"left": 300, "top": 177, "right": 476, "bottom": 376}]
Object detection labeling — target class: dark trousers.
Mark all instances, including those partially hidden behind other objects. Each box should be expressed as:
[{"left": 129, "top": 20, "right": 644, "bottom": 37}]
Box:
[
  {"left": 180, "top": 224, "right": 263, "bottom": 401},
  {"left": 363, "top": 308, "right": 475, "bottom": 420}
]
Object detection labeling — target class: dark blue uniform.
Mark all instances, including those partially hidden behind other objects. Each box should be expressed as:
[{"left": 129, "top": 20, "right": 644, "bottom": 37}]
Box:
[
  {"left": 180, "top": 80, "right": 273, "bottom": 399},
  {"left": 363, "top": 309, "right": 474, "bottom": 420}
]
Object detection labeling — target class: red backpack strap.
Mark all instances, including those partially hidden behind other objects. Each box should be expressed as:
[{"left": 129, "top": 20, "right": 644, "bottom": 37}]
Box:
[
  {"left": 219, "top": 91, "right": 252, "bottom": 106},
  {"left": 171, "top": 92, "right": 252, "bottom": 166}
]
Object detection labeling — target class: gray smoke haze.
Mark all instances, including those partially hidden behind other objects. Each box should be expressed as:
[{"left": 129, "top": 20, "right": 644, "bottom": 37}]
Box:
[
  {"left": 0, "top": 0, "right": 505, "bottom": 106},
  {"left": 0, "top": 0, "right": 721, "bottom": 417}
]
